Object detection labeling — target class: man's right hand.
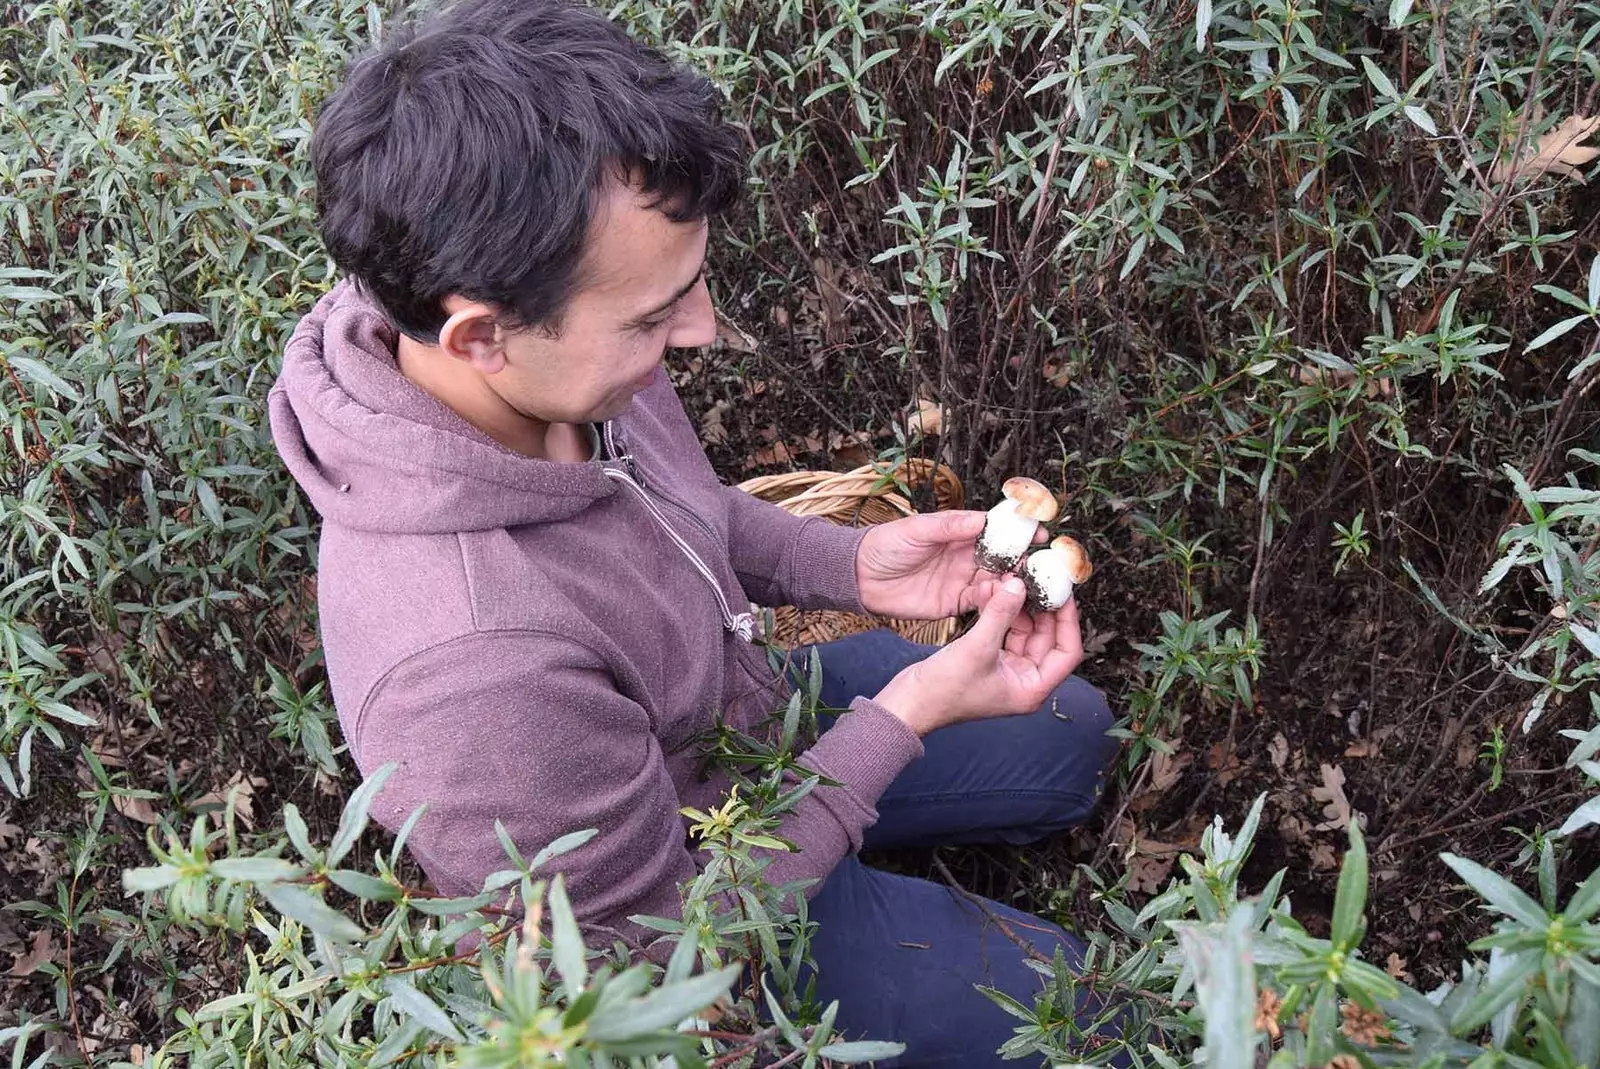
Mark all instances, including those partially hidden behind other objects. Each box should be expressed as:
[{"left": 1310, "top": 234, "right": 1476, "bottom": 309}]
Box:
[{"left": 872, "top": 576, "right": 1086, "bottom": 737}]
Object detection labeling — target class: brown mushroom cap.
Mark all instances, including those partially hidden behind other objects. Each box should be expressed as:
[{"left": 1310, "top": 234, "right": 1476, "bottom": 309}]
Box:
[
  {"left": 1001, "top": 477, "right": 1059, "bottom": 523},
  {"left": 1050, "top": 536, "right": 1094, "bottom": 583}
]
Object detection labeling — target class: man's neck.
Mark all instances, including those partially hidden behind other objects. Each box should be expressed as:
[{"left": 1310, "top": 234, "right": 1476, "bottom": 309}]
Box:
[{"left": 395, "top": 335, "right": 591, "bottom": 462}]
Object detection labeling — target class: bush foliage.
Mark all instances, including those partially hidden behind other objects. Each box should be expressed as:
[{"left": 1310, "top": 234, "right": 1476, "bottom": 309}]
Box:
[{"left": 3, "top": 0, "right": 1600, "bottom": 1064}]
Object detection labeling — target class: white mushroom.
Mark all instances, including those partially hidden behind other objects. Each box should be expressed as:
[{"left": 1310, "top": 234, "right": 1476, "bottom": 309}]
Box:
[
  {"left": 1021, "top": 536, "right": 1093, "bottom": 612},
  {"left": 976, "top": 477, "right": 1059, "bottom": 573}
]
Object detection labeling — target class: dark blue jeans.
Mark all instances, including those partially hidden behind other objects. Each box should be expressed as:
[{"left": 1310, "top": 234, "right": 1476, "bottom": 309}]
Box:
[{"left": 797, "top": 629, "right": 1120, "bottom": 1068}]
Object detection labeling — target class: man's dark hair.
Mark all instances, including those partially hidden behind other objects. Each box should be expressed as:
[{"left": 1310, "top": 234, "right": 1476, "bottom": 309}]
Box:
[{"left": 311, "top": 0, "right": 745, "bottom": 340}]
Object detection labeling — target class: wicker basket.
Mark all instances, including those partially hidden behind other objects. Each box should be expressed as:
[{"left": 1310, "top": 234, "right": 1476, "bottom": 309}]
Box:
[{"left": 736, "top": 458, "right": 965, "bottom": 649}]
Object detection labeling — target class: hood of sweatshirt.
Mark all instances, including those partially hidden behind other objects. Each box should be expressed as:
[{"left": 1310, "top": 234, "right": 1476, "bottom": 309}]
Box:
[{"left": 268, "top": 279, "right": 616, "bottom": 535}]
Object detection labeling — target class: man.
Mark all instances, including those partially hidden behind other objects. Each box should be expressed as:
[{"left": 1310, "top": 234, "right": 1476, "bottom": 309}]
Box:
[{"left": 267, "top": 0, "right": 1119, "bottom": 1062}]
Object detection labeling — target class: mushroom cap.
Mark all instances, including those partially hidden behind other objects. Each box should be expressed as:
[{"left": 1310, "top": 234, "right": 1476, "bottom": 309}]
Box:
[
  {"left": 1000, "top": 477, "right": 1059, "bottom": 523},
  {"left": 1049, "top": 536, "right": 1094, "bottom": 583}
]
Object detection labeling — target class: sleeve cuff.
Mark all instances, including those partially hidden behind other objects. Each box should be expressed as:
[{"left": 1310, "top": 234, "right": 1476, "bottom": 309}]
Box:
[{"left": 798, "top": 696, "right": 924, "bottom": 818}]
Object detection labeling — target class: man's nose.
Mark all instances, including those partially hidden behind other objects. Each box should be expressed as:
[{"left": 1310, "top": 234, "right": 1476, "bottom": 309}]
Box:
[{"left": 668, "top": 277, "right": 716, "bottom": 349}]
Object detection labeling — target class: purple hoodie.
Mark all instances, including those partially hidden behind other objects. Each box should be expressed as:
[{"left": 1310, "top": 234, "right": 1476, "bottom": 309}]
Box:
[{"left": 268, "top": 281, "right": 925, "bottom": 947}]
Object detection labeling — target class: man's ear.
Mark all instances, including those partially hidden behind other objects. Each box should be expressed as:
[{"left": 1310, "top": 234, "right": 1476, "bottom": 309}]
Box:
[{"left": 437, "top": 297, "right": 506, "bottom": 373}]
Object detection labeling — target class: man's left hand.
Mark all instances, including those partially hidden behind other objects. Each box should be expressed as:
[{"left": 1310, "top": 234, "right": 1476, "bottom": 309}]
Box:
[{"left": 856, "top": 510, "right": 1033, "bottom": 620}]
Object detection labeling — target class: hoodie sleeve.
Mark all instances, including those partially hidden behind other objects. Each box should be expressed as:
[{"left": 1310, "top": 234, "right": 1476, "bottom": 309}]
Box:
[
  {"left": 722, "top": 487, "right": 868, "bottom": 612},
  {"left": 351, "top": 629, "right": 922, "bottom": 952}
]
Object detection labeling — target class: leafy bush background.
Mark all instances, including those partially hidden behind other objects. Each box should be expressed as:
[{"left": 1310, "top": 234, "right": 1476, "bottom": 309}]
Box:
[{"left": 3, "top": 0, "right": 1600, "bottom": 1063}]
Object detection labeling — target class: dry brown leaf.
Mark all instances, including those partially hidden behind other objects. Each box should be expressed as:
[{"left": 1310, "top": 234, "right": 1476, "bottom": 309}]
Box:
[
  {"left": 1311, "top": 763, "right": 1355, "bottom": 831},
  {"left": 1149, "top": 748, "right": 1192, "bottom": 792},
  {"left": 1490, "top": 114, "right": 1600, "bottom": 183},
  {"left": 1277, "top": 812, "right": 1307, "bottom": 844},
  {"left": 112, "top": 793, "right": 159, "bottom": 825},
  {"left": 194, "top": 772, "right": 269, "bottom": 829},
  {"left": 1344, "top": 739, "right": 1379, "bottom": 759},
  {"left": 1385, "top": 953, "right": 1413, "bottom": 982},
  {"left": 1255, "top": 988, "right": 1283, "bottom": 1041},
  {"left": 699, "top": 400, "right": 730, "bottom": 447},
  {"left": 10, "top": 929, "right": 56, "bottom": 977},
  {"left": 1309, "top": 841, "right": 1339, "bottom": 871},
  {"left": 1268, "top": 732, "right": 1290, "bottom": 770},
  {"left": 1121, "top": 822, "right": 1187, "bottom": 893},
  {"left": 1207, "top": 743, "right": 1244, "bottom": 787},
  {"left": 907, "top": 398, "right": 948, "bottom": 437},
  {"left": 1128, "top": 852, "right": 1175, "bottom": 894}
]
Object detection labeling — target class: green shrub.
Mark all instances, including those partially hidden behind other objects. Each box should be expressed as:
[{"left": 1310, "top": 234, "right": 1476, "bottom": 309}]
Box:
[{"left": 3, "top": 0, "right": 1599, "bottom": 1063}]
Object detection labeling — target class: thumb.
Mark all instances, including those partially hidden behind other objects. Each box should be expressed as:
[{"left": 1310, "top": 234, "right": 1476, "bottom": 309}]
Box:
[
  {"left": 966, "top": 575, "right": 1026, "bottom": 646},
  {"left": 924, "top": 509, "right": 985, "bottom": 542}
]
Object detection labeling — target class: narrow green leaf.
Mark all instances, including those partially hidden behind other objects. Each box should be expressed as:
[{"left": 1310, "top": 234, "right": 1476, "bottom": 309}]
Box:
[
  {"left": 327, "top": 763, "right": 396, "bottom": 867},
  {"left": 1526, "top": 314, "right": 1591, "bottom": 352},
  {"left": 1441, "top": 854, "right": 1549, "bottom": 928},
  {"left": 530, "top": 828, "right": 600, "bottom": 870},
  {"left": 585, "top": 965, "right": 740, "bottom": 1042},
  {"left": 1361, "top": 56, "right": 1400, "bottom": 100},
  {"left": 209, "top": 857, "right": 303, "bottom": 884},
  {"left": 7, "top": 356, "right": 81, "bottom": 402},
  {"left": 327, "top": 869, "right": 403, "bottom": 901},
  {"left": 1331, "top": 820, "right": 1369, "bottom": 950},
  {"left": 1172, "top": 911, "right": 1258, "bottom": 1068},
  {"left": 1559, "top": 797, "right": 1600, "bottom": 837},
  {"left": 122, "top": 865, "right": 182, "bottom": 893},
  {"left": 817, "top": 1041, "right": 909, "bottom": 1063},
  {"left": 384, "top": 977, "right": 465, "bottom": 1043},
  {"left": 262, "top": 883, "right": 364, "bottom": 943},
  {"left": 1451, "top": 950, "right": 1540, "bottom": 1032},
  {"left": 548, "top": 875, "right": 588, "bottom": 991}
]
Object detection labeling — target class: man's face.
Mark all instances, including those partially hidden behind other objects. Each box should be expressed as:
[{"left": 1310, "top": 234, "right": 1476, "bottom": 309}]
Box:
[{"left": 490, "top": 180, "right": 716, "bottom": 424}]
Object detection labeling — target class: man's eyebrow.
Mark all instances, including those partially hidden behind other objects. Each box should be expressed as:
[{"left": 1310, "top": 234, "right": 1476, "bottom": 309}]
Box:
[{"left": 628, "top": 259, "right": 706, "bottom": 325}]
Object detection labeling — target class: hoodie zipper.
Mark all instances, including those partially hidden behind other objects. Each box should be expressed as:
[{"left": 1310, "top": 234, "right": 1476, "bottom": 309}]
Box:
[{"left": 601, "top": 423, "right": 755, "bottom": 643}]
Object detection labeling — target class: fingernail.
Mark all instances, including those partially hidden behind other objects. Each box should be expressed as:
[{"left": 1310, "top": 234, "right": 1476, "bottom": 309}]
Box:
[{"left": 1002, "top": 577, "right": 1025, "bottom": 595}]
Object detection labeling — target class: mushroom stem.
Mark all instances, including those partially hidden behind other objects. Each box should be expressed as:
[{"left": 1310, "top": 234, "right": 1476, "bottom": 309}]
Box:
[{"left": 977, "top": 499, "right": 1037, "bottom": 573}]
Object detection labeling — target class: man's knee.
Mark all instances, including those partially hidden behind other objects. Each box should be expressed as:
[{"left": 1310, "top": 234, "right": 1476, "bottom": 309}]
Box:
[{"left": 1047, "top": 676, "right": 1118, "bottom": 769}]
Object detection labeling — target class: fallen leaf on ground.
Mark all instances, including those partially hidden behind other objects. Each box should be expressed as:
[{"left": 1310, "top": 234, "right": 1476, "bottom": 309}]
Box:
[
  {"left": 0, "top": 819, "right": 19, "bottom": 846},
  {"left": 1128, "top": 852, "right": 1175, "bottom": 894},
  {"left": 1386, "top": 953, "right": 1413, "bottom": 982},
  {"left": 907, "top": 398, "right": 947, "bottom": 437},
  {"left": 1119, "top": 820, "right": 1188, "bottom": 894},
  {"left": 1207, "top": 743, "right": 1244, "bottom": 787},
  {"left": 10, "top": 929, "right": 56, "bottom": 976},
  {"left": 193, "top": 772, "right": 269, "bottom": 829},
  {"left": 112, "top": 793, "right": 159, "bottom": 825},
  {"left": 1490, "top": 114, "right": 1600, "bottom": 183},
  {"left": 749, "top": 441, "right": 794, "bottom": 468},
  {"left": 1344, "top": 739, "right": 1379, "bottom": 759},
  {"left": 1311, "top": 763, "right": 1356, "bottom": 831},
  {"left": 699, "top": 400, "right": 731, "bottom": 446},
  {"left": 1277, "top": 812, "right": 1307, "bottom": 844},
  {"left": 1149, "top": 748, "right": 1192, "bottom": 792},
  {"left": 1309, "top": 841, "right": 1339, "bottom": 870}
]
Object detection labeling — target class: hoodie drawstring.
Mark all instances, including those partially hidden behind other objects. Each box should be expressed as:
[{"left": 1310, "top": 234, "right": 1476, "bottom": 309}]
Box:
[{"left": 600, "top": 425, "right": 755, "bottom": 642}]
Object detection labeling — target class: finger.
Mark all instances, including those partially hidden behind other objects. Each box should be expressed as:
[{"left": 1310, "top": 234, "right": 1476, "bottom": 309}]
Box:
[
  {"left": 1037, "top": 598, "right": 1085, "bottom": 686},
  {"left": 966, "top": 575, "right": 1027, "bottom": 648},
  {"left": 1023, "top": 604, "right": 1058, "bottom": 662},
  {"left": 1005, "top": 619, "right": 1030, "bottom": 656},
  {"left": 956, "top": 577, "right": 996, "bottom": 615},
  {"left": 924, "top": 510, "right": 986, "bottom": 544}
]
